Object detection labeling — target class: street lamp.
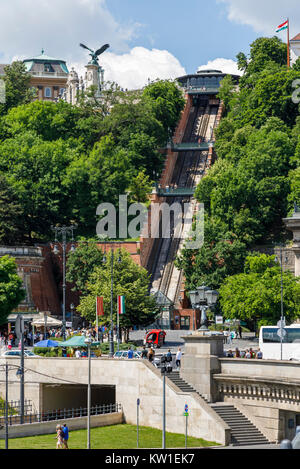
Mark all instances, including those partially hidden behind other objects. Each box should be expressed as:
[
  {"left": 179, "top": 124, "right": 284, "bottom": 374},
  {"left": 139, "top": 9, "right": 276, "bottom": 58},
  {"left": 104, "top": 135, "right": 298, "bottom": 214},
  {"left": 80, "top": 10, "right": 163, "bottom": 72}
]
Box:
[
  {"left": 160, "top": 354, "right": 173, "bottom": 449},
  {"left": 189, "top": 285, "right": 219, "bottom": 331},
  {"left": 51, "top": 225, "right": 77, "bottom": 341},
  {"left": 70, "top": 303, "right": 74, "bottom": 327},
  {"left": 102, "top": 248, "right": 122, "bottom": 358},
  {"left": 275, "top": 246, "right": 289, "bottom": 361},
  {"left": 84, "top": 336, "right": 92, "bottom": 450}
]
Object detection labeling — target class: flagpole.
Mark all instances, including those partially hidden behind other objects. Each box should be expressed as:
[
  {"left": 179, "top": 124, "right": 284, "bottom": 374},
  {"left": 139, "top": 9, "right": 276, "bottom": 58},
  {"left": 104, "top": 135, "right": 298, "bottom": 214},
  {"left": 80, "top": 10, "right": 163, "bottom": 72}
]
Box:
[
  {"left": 287, "top": 18, "right": 290, "bottom": 69},
  {"left": 117, "top": 296, "right": 120, "bottom": 353},
  {"left": 96, "top": 298, "right": 99, "bottom": 342}
]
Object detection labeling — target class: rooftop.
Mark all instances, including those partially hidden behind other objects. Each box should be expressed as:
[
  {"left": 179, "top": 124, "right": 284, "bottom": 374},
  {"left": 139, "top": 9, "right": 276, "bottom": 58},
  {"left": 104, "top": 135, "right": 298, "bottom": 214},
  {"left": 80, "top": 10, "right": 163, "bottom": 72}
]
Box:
[{"left": 291, "top": 33, "right": 300, "bottom": 42}]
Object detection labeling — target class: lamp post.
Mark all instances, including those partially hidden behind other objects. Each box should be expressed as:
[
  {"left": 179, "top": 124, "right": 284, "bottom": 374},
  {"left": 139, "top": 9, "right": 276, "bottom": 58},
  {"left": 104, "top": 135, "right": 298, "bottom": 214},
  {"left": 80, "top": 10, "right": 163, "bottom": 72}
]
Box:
[
  {"left": 160, "top": 354, "right": 173, "bottom": 449},
  {"left": 102, "top": 248, "right": 122, "bottom": 358},
  {"left": 70, "top": 303, "right": 74, "bottom": 328},
  {"left": 275, "top": 246, "right": 289, "bottom": 361},
  {"left": 189, "top": 286, "right": 219, "bottom": 331},
  {"left": 84, "top": 336, "right": 92, "bottom": 450},
  {"left": 51, "top": 225, "right": 77, "bottom": 341}
]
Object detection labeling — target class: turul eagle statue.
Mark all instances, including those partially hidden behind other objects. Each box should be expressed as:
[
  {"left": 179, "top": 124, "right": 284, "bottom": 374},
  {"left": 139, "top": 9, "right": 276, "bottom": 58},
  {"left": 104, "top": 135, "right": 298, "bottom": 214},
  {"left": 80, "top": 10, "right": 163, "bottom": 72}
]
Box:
[{"left": 79, "top": 43, "right": 110, "bottom": 66}]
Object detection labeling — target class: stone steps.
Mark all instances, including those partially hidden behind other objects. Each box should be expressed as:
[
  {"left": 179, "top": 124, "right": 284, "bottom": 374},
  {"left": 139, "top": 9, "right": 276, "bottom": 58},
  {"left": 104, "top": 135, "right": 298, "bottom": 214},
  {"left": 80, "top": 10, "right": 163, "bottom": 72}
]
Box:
[{"left": 211, "top": 405, "right": 271, "bottom": 447}]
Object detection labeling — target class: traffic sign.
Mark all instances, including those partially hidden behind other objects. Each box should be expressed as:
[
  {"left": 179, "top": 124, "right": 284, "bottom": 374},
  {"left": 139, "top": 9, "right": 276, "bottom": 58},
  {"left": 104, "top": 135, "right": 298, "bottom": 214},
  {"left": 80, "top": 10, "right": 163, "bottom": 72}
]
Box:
[
  {"left": 277, "top": 328, "right": 287, "bottom": 339},
  {"left": 277, "top": 319, "right": 286, "bottom": 329}
]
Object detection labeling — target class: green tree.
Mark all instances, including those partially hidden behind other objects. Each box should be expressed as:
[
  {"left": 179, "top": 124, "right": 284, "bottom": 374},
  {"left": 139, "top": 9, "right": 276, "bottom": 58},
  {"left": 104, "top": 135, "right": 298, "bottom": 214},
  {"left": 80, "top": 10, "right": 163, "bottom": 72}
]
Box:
[
  {"left": 219, "top": 254, "right": 300, "bottom": 327},
  {"left": 0, "top": 256, "right": 25, "bottom": 325},
  {"left": 0, "top": 61, "right": 35, "bottom": 114},
  {"left": 0, "top": 131, "right": 79, "bottom": 241},
  {"left": 127, "top": 170, "right": 152, "bottom": 204},
  {"left": 66, "top": 240, "right": 104, "bottom": 296},
  {"left": 77, "top": 249, "right": 158, "bottom": 338},
  {"left": 0, "top": 174, "right": 23, "bottom": 244}
]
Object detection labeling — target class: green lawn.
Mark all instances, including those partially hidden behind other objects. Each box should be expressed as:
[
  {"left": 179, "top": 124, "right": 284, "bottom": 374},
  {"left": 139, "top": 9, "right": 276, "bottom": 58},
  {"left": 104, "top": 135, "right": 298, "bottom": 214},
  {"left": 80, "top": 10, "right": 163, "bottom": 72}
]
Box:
[{"left": 1, "top": 424, "right": 219, "bottom": 450}]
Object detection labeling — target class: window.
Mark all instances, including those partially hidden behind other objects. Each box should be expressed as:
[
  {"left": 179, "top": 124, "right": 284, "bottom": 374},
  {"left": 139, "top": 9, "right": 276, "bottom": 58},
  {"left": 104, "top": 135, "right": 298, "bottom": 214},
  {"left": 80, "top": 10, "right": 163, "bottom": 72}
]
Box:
[
  {"left": 262, "top": 328, "right": 300, "bottom": 344},
  {"left": 44, "top": 64, "right": 52, "bottom": 72},
  {"left": 44, "top": 87, "right": 52, "bottom": 98},
  {"left": 59, "top": 88, "right": 66, "bottom": 97}
]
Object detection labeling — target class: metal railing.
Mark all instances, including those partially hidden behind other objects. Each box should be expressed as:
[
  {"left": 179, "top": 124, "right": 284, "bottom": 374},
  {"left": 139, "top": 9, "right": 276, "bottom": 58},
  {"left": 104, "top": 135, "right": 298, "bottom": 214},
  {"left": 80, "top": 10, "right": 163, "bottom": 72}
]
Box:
[
  {"left": 0, "top": 403, "right": 122, "bottom": 427},
  {"left": 0, "top": 399, "right": 32, "bottom": 416},
  {"left": 30, "top": 71, "right": 68, "bottom": 78}
]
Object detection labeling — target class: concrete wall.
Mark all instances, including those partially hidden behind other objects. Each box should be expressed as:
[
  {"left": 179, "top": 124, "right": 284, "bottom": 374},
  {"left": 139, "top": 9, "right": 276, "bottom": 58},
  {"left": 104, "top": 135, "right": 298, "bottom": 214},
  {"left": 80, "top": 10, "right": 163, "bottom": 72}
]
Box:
[
  {"left": 0, "top": 412, "right": 123, "bottom": 439},
  {"left": 0, "top": 357, "right": 230, "bottom": 445},
  {"left": 216, "top": 358, "right": 300, "bottom": 442}
]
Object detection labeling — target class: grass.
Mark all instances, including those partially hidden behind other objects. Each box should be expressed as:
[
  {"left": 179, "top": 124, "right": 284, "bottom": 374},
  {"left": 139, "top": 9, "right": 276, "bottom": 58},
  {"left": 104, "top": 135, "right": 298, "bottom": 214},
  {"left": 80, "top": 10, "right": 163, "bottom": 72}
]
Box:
[{"left": 1, "top": 424, "right": 219, "bottom": 450}]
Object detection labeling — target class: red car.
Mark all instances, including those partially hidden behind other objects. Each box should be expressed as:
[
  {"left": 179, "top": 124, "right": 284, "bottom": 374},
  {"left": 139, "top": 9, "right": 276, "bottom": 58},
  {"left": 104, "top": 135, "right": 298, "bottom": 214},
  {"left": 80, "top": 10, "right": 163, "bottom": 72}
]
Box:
[{"left": 145, "top": 330, "right": 166, "bottom": 349}]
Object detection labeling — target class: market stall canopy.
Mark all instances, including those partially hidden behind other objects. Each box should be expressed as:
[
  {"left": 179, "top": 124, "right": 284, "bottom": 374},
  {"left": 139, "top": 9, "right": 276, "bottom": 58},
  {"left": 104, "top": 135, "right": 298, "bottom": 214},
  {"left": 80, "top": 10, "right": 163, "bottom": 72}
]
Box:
[
  {"left": 58, "top": 336, "right": 100, "bottom": 348},
  {"left": 34, "top": 339, "right": 59, "bottom": 348},
  {"left": 31, "top": 313, "right": 62, "bottom": 327}
]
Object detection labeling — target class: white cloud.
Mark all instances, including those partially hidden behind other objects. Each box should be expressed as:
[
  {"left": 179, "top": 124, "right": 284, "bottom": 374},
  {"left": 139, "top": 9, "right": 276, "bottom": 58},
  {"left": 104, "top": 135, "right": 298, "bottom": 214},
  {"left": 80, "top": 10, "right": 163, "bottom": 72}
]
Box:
[
  {"left": 219, "top": 0, "right": 300, "bottom": 37},
  {"left": 71, "top": 47, "right": 186, "bottom": 90},
  {"left": 0, "top": 0, "right": 139, "bottom": 63},
  {"left": 198, "top": 58, "right": 241, "bottom": 76},
  {"left": 0, "top": 1, "right": 186, "bottom": 91}
]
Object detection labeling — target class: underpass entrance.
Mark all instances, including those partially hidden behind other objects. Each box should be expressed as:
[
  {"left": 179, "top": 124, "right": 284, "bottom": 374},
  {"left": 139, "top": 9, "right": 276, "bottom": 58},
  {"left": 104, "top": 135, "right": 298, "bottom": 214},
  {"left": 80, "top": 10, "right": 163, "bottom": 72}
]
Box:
[{"left": 41, "top": 384, "right": 115, "bottom": 413}]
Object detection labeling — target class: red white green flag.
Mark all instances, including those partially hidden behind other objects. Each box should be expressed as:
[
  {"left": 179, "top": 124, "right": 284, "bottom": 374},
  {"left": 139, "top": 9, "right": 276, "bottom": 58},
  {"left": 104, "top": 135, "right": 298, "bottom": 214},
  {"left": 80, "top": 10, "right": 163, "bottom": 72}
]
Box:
[
  {"left": 117, "top": 295, "right": 126, "bottom": 315},
  {"left": 276, "top": 20, "right": 288, "bottom": 33}
]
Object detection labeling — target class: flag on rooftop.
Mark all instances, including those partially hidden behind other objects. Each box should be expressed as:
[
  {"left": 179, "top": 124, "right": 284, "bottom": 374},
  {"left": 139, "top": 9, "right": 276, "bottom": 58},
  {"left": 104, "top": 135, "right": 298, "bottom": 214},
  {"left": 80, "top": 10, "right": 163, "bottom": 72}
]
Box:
[{"left": 276, "top": 20, "right": 288, "bottom": 33}]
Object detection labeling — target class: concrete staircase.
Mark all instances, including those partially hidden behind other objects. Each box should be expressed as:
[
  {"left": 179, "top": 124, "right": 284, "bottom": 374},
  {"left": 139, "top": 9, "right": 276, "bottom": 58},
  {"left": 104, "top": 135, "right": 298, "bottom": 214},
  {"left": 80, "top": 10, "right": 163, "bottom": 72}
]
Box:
[
  {"left": 211, "top": 404, "right": 271, "bottom": 446},
  {"left": 167, "top": 371, "right": 209, "bottom": 403}
]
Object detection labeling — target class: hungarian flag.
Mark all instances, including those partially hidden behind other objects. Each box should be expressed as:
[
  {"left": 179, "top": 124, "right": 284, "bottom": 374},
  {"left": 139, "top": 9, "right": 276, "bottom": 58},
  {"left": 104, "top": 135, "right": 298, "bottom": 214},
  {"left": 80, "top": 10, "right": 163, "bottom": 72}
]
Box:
[
  {"left": 96, "top": 297, "right": 104, "bottom": 316},
  {"left": 117, "top": 295, "right": 126, "bottom": 315},
  {"left": 276, "top": 20, "right": 288, "bottom": 33}
]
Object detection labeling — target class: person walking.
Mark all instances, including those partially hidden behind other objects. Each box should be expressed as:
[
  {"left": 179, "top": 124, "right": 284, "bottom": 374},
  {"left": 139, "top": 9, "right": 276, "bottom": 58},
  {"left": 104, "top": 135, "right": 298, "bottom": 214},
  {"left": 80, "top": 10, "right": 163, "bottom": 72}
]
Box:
[
  {"left": 148, "top": 347, "right": 154, "bottom": 363},
  {"left": 127, "top": 347, "right": 134, "bottom": 359},
  {"left": 141, "top": 346, "right": 148, "bottom": 359},
  {"left": 62, "top": 423, "right": 69, "bottom": 449},
  {"left": 176, "top": 348, "right": 182, "bottom": 370},
  {"left": 56, "top": 425, "right": 64, "bottom": 449}
]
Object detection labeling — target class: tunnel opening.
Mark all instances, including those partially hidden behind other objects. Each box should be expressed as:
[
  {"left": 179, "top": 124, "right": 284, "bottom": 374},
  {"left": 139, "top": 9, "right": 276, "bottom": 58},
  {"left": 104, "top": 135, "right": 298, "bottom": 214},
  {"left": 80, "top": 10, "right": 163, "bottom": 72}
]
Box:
[{"left": 41, "top": 384, "right": 116, "bottom": 413}]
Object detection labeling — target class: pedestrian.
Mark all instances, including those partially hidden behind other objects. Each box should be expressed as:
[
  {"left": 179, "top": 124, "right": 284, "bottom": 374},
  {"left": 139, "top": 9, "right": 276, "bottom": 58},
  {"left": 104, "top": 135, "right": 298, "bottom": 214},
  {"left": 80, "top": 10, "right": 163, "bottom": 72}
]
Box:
[
  {"left": 75, "top": 349, "right": 81, "bottom": 359},
  {"left": 256, "top": 348, "right": 263, "bottom": 359},
  {"left": 141, "top": 346, "right": 148, "bottom": 359},
  {"left": 238, "top": 326, "right": 242, "bottom": 339},
  {"left": 148, "top": 347, "right": 154, "bottom": 363},
  {"left": 127, "top": 347, "right": 134, "bottom": 359},
  {"left": 245, "top": 349, "right": 251, "bottom": 359},
  {"left": 62, "top": 423, "right": 69, "bottom": 449},
  {"left": 176, "top": 348, "right": 182, "bottom": 370},
  {"left": 240, "top": 350, "right": 246, "bottom": 358},
  {"left": 56, "top": 424, "right": 64, "bottom": 449},
  {"left": 235, "top": 348, "right": 241, "bottom": 358},
  {"left": 250, "top": 348, "right": 256, "bottom": 359},
  {"left": 166, "top": 349, "right": 172, "bottom": 362}
]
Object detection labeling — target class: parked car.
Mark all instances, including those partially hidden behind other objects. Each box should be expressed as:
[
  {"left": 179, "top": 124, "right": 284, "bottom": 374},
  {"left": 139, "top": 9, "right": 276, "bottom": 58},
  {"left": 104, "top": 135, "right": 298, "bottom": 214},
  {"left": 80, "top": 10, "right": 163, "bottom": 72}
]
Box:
[
  {"left": 1, "top": 350, "right": 38, "bottom": 358},
  {"left": 113, "top": 351, "right": 141, "bottom": 359}
]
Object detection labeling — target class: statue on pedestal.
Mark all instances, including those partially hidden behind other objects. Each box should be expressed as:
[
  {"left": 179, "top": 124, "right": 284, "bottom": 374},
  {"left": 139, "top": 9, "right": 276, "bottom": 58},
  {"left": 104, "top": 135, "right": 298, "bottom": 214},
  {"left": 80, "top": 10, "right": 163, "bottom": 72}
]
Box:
[{"left": 79, "top": 43, "right": 110, "bottom": 66}]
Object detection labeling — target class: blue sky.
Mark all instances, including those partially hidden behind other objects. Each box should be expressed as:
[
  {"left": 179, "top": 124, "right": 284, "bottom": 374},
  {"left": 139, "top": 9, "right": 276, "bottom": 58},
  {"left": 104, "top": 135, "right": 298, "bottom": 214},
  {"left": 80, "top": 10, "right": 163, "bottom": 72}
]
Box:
[
  {"left": 106, "top": 0, "right": 256, "bottom": 74},
  {"left": 0, "top": 0, "right": 299, "bottom": 88}
]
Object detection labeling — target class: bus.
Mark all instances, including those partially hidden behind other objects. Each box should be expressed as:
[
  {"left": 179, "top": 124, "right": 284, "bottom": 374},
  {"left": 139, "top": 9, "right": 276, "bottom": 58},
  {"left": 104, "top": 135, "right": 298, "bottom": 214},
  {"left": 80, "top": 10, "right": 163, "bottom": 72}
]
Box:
[{"left": 259, "top": 325, "right": 300, "bottom": 361}]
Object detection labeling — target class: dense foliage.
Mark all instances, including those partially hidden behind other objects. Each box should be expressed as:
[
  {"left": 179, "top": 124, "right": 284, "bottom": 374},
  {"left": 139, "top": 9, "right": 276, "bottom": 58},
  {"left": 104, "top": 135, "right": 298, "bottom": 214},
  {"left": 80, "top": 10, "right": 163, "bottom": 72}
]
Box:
[
  {"left": 0, "top": 256, "right": 25, "bottom": 325},
  {"left": 0, "top": 74, "right": 185, "bottom": 243},
  {"left": 77, "top": 249, "right": 158, "bottom": 334},
  {"left": 178, "top": 37, "right": 300, "bottom": 292},
  {"left": 219, "top": 254, "right": 300, "bottom": 327}
]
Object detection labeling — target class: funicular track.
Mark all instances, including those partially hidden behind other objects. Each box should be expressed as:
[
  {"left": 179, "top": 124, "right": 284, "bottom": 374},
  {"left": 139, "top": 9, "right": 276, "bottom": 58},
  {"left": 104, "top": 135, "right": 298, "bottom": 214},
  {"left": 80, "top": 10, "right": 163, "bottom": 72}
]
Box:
[{"left": 150, "top": 96, "right": 219, "bottom": 304}]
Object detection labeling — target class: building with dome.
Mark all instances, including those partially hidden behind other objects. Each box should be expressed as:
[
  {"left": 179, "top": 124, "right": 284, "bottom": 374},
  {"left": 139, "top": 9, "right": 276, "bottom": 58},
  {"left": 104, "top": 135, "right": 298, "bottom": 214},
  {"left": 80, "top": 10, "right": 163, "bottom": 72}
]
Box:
[{"left": 23, "top": 50, "right": 69, "bottom": 101}]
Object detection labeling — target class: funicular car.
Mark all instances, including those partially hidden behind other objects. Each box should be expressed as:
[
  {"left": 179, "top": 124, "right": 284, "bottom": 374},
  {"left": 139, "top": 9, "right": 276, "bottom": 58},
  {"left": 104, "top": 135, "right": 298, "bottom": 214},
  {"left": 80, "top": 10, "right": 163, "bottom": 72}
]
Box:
[{"left": 144, "top": 330, "right": 166, "bottom": 349}]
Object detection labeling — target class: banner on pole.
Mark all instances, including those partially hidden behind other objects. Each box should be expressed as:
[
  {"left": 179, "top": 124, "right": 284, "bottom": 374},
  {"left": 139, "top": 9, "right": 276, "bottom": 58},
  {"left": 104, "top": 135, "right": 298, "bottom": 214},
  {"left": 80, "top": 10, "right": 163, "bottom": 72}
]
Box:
[
  {"left": 118, "top": 296, "right": 126, "bottom": 315},
  {"left": 96, "top": 297, "right": 104, "bottom": 316}
]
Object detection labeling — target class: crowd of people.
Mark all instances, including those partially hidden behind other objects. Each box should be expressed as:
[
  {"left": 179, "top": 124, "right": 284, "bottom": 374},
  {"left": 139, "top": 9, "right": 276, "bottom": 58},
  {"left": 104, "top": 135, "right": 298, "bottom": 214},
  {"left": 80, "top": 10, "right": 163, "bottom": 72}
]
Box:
[{"left": 225, "top": 348, "right": 263, "bottom": 359}]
